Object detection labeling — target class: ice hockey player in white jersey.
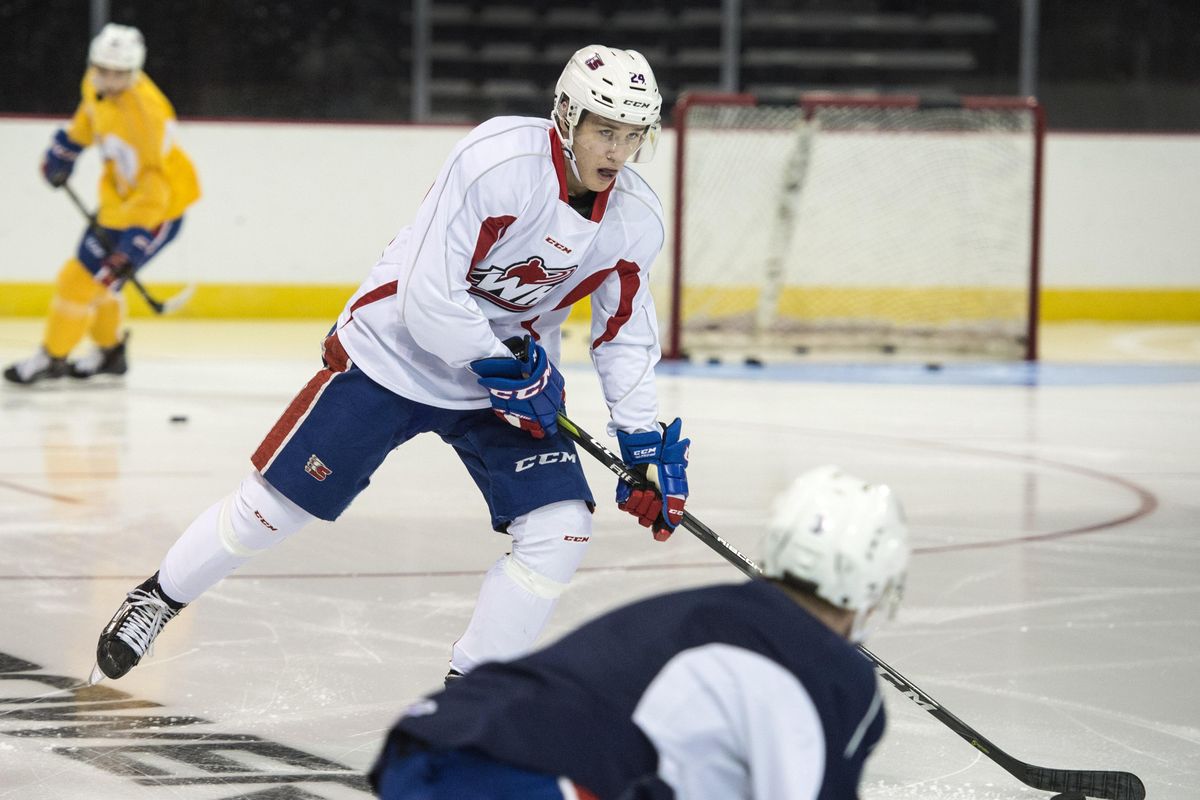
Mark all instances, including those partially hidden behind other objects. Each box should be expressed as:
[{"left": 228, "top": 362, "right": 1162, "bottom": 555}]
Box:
[
  {"left": 369, "top": 465, "right": 912, "bottom": 800},
  {"left": 89, "top": 46, "right": 691, "bottom": 684}
]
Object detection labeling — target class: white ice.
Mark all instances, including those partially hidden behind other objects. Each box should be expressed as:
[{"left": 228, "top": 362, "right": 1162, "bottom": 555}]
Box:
[{"left": 1, "top": 320, "right": 1197, "bottom": 800}]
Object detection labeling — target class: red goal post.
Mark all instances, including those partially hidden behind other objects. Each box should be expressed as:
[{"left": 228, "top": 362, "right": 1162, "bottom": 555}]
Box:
[{"left": 667, "top": 92, "right": 1045, "bottom": 361}]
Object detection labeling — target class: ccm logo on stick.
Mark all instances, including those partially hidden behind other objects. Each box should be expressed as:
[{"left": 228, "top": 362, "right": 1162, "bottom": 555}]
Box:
[{"left": 515, "top": 452, "right": 578, "bottom": 472}]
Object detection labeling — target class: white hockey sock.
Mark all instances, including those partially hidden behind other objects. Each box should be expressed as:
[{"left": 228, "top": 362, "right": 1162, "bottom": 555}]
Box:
[
  {"left": 158, "top": 471, "right": 314, "bottom": 604},
  {"left": 451, "top": 500, "right": 592, "bottom": 673}
]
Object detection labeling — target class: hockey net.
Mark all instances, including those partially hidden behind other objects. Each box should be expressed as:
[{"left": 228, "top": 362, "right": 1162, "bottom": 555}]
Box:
[{"left": 667, "top": 93, "right": 1044, "bottom": 361}]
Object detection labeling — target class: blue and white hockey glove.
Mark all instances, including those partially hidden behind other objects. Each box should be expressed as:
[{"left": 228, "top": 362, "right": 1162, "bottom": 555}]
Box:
[
  {"left": 616, "top": 418, "right": 690, "bottom": 541},
  {"left": 42, "top": 130, "right": 83, "bottom": 188},
  {"left": 470, "top": 335, "right": 565, "bottom": 440},
  {"left": 96, "top": 227, "right": 153, "bottom": 289}
]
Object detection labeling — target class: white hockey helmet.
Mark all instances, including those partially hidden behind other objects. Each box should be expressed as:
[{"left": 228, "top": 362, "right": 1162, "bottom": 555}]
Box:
[
  {"left": 553, "top": 45, "right": 662, "bottom": 163},
  {"left": 89, "top": 23, "right": 146, "bottom": 72},
  {"left": 762, "top": 465, "right": 910, "bottom": 641}
]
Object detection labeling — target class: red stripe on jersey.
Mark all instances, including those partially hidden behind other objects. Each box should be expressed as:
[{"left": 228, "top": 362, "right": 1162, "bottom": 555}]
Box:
[
  {"left": 548, "top": 127, "right": 570, "bottom": 203},
  {"left": 591, "top": 260, "right": 641, "bottom": 349},
  {"left": 548, "top": 126, "right": 614, "bottom": 221},
  {"left": 590, "top": 183, "right": 612, "bottom": 222},
  {"left": 251, "top": 366, "right": 339, "bottom": 473},
  {"left": 469, "top": 215, "right": 518, "bottom": 272},
  {"left": 347, "top": 280, "right": 398, "bottom": 320},
  {"left": 520, "top": 316, "right": 541, "bottom": 341},
  {"left": 320, "top": 330, "right": 351, "bottom": 372},
  {"left": 553, "top": 266, "right": 615, "bottom": 311}
]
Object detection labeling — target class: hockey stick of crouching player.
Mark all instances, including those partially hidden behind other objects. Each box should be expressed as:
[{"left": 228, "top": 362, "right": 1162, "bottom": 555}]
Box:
[
  {"left": 555, "top": 412, "right": 1146, "bottom": 800},
  {"left": 62, "top": 182, "right": 195, "bottom": 315}
]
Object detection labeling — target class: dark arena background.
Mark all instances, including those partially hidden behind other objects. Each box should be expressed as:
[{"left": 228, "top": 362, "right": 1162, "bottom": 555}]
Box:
[{"left": 1, "top": 2, "right": 1197, "bottom": 799}]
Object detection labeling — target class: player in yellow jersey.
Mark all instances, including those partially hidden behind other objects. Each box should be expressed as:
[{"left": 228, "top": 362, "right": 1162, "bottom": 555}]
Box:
[{"left": 4, "top": 23, "right": 200, "bottom": 385}]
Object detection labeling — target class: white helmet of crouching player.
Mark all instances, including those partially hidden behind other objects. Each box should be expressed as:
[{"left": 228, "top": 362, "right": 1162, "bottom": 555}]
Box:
[
  {"left": 89, "top": 23, "right": 147, "bottom": 72},
  {"left": 553, "top": 45, "right": 662, "bottom": 164},
  {"left": 761, "top": 465, "right": 911, "bottom": 642}
]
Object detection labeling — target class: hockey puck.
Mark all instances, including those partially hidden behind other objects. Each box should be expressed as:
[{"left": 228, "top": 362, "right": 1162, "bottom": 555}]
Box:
[
  {"left": 706, "top": 356, "right": 722, "bottom": 366},
  {"left": 880, "top": 344, "right": 897, "bottom": 354},
  {"left": 170, "top": 415, "right": 189, "bottom": 423},
  {"left": 744, "top": 356, "right": 764, "bottom": 367},
  {"left": 924, "top": 362, "right": 943, "bottom": 371}
]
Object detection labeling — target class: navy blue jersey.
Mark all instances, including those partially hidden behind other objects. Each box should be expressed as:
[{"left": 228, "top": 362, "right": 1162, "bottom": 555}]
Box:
[{"left": 387, "top": 580, "right": 885, "bottom": 799}]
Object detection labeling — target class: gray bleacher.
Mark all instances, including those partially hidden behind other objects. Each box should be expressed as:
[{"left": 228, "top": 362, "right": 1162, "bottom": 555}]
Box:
[{"left": 423, "top": 0, "right": 1009, "bottom": 121}]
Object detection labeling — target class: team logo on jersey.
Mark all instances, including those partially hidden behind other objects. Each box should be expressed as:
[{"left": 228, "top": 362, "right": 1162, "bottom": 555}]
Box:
[
  {"left": 468, "top": 257, "right": 577, "bottom": 311},
  {"left": 305, "top": 454, "right": 332, "bottom": 481},
  {"left": 585, "top": 54, "right": 604, "bottom": 70}
]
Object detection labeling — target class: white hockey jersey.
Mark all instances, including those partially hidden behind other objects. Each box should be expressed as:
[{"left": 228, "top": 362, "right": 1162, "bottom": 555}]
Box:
[{"left": 334, "top": 116, "right": 665, "bottom": 434}]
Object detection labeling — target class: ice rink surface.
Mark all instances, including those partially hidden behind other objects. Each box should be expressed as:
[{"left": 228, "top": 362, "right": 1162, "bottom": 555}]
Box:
[{"left": 1, "top": 319, "right": 1198, "bottom": 800}]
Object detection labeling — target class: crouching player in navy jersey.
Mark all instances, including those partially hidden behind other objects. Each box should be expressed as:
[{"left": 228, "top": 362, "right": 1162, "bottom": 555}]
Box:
[
  {"left": 370, "top": 466, "right": 912, "bottom": 800},
  {"left": 89, "top": 46, "right": 690, "bottom": 685}
]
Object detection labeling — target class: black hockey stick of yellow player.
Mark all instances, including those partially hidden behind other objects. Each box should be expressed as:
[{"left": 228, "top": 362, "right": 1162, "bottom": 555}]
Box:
[
  {"left": 62, "top": 183, "right": 194, "bottom": 315},
  {"left": 556, "top": 411, "right": 1147, "bottom": 800}
]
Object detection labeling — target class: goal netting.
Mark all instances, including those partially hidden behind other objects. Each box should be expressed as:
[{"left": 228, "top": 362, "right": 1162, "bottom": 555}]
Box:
[{"left": 667, "top": 93, "right": 1044, "bottom": 361}]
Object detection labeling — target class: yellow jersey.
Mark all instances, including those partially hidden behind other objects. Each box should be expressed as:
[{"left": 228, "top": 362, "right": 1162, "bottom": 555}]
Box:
[{"left": 66, "top": 69, "right": 200, "bottom": 230}]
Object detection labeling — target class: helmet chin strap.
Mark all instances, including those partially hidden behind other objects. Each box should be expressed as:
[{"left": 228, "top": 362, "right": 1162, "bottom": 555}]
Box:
[
  {"left": 564, "top": 150, "right": 584, "bottom": 189},
  {"left": 555, "top": 114, "right": 586, "bottom": 192}
]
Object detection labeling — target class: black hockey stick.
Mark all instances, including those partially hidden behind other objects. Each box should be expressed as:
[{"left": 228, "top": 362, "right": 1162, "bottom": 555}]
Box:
[
  {"left": 555, "top": 412, "right": 1147, "bottom": 800},
  {"left": 62, "top": 183, "right": 194, "bottom": 315}
]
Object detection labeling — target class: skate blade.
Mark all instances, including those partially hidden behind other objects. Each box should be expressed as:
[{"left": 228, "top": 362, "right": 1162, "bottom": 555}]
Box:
[{"left": 88, "top": 663, "right": 107, "bottom": 686}]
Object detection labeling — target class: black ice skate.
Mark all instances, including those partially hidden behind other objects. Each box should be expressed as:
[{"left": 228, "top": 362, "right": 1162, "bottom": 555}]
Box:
[
  {"left": 3, "top": 347, "right": 68, "bottom": 385},
  {"left": 70, "top": 332, "right": 129, "bottom": 379},
  {"left": 90, "top": 573, "right": 186, "bottom": 684}
]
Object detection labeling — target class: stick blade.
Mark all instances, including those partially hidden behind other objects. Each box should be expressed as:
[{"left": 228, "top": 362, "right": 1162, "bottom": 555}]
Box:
[
  {"left": 161, "top": 282, "right": 197, "bottom": 314},
  {"left": 1023, "top": 765, "right": 1146, "bottom": 800}
]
